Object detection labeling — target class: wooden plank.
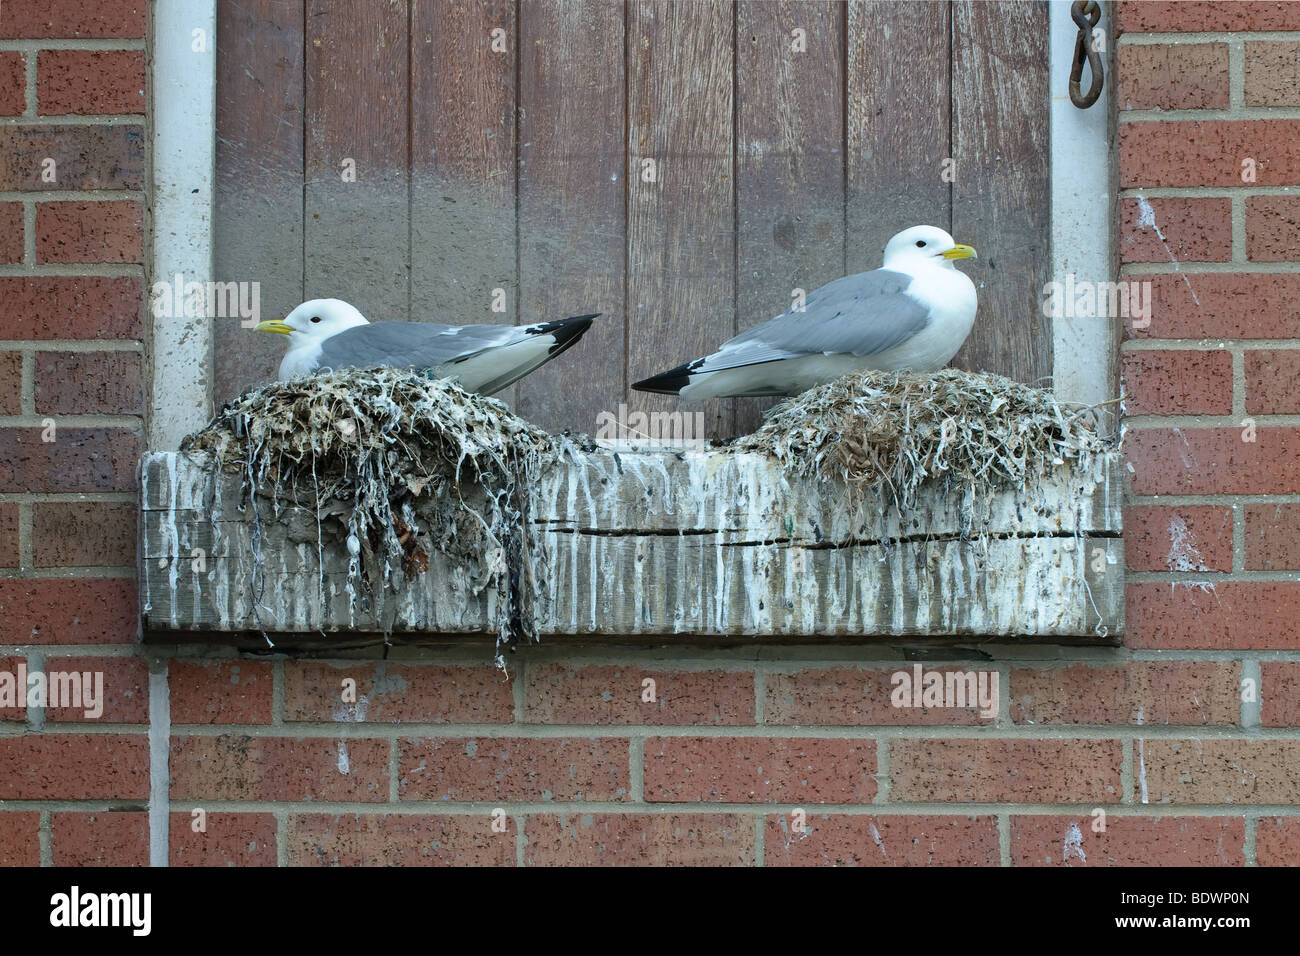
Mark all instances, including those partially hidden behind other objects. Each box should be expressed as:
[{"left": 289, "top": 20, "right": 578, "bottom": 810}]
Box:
[
  {"left": 516, "top": 0, "right": 625, "bottom": 433},
  {"left": 409, "top": 0, "right": 517, "bottom": 330},
  {"left": 626, "top": 0, "right": 735, "bottom": 440},
  {"left": 951, "top": 0, "right": 1053, "bottom": 384},
  {"left": 304, "top": 0, "right": 410, "bottom": 321},
  {"left": 734, "top": 0, "right": 846, "bottom": 434},
  {"left": 846, "top": 0, "right": 952, "bottom": 276},
  {"left": 212, "top": 0, "right": 305, "bottom": 404},
  {"left": 140, "top": 448, "right": 1123, "bottom": 638}
]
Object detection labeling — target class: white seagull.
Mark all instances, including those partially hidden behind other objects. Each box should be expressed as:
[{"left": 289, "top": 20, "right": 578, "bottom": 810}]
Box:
[
  {"left": 255, "top": 299, "right": 598, "bottom": 395},
  {"left": 632, "top": 225, "right": 978, "bottom": 400}
]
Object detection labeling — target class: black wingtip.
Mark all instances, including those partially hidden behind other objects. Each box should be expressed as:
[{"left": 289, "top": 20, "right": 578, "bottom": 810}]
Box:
[
  {"left": 632, "top": 361, "right": 697, "bottom": 395},
  {"left": 530, "top": 313, "right": 598, "bottom": 356}
]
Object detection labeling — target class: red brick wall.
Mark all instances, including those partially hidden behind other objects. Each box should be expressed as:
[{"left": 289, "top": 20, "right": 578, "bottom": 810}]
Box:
[
  {"left": 2, "top": 0, "right": 1298, "bottom": 867},
  {"left": 0, "top": 0, "right": 149, "bottom": 866}
]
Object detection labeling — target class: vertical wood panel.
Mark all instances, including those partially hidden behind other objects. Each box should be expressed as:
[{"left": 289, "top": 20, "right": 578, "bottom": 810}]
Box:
[
  {"left": 213, "top": 0, "right": 305, "bottom": 403},
  {"left": 735, "top": 0, "right": 845, "bottom": 435},
  {"left": 305, "top": 0, "right": 410, "bottom": 321},
  {"left": 846, "top": 0, "right": 952, "bottom": 276},
  {"left": 517, "top": 0, "right": 625, "bottom": 433},
  {"left": 410, "top": 0, "right": 517, "bottom": 338},
  {"left": 626, "top": 0, "right": 735, "bottom": 439},
  {"left": 952, "top": 0, "right": 1052, "bottom": 384}
]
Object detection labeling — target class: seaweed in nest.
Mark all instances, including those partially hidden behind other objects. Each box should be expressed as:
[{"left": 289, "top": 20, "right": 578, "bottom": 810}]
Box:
[
  {"left": 734, "top": 368, "right": 1120, "bottom": 535},
  {"left": 181, "top": 368, "right": 554, "bottom": 668}
]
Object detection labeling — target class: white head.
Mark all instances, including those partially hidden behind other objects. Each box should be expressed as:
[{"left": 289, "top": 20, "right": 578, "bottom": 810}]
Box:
[
  {"left": 881, "top": 225, "right": 978, "bottom": 271},
  {"left": 255, "top": 297, "right": 369, "bottom": 344}
]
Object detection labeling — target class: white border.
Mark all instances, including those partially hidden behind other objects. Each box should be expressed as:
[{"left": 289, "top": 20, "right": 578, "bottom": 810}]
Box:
[
  {"left": 1049, "top": 0, "right": 1115, "bottom": 406},
  {"left": 150, "top": 0, "right": 216, "bottom": 448}
]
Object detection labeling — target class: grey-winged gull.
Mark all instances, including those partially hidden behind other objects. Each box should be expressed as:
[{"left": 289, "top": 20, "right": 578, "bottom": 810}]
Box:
[
  {"left": 256, "top": 298, "right": 598, "bottom": 395},
  {"left": 632, "top": 225, "right": 978, "bottom": 399}
]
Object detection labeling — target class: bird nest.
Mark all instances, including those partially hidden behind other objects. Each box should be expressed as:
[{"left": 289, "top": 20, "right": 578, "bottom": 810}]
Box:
[
  {"left": 182, "top": 368, "right": 553, "bottom": 666},
  {"left": 734, "top": 368, "right": 1119, "bottom": 513}
]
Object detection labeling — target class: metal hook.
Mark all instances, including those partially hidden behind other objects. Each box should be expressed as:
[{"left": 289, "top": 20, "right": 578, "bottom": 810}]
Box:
[{"left": 1069, "top": 0, "right": 1104, "bottom": 109}]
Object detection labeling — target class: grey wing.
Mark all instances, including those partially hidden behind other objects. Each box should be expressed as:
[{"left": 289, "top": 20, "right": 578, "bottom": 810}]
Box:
[
  {"left": 696, "top": 269, "right": 930, "bottom": 373},
  {"left": 315, "top": 322, "right": 523, "bottom": 372}
]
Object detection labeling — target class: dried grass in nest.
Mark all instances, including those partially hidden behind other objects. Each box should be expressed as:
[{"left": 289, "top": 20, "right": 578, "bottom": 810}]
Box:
[
  {"left": 182, "top": 368, "right": 553, "bottom": 665},
  {"left": 734, "top": 368, "right": 1119, "bottom": 514}
]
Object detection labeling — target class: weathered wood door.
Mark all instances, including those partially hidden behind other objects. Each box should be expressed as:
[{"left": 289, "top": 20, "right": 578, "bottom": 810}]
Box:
[{"left": 213, "top": 0, "right": 1050, "bottom": 436}]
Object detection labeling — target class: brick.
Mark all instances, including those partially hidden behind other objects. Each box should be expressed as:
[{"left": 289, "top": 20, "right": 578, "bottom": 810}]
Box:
[
  {"left": 0, "top": 813, "right": 40, "bottom": 866},
  {"left": 0, "top": 202, "right": 22, "bottom": 263},
  {"left": 287, "top": 814, "right": 515, "bottom": 867},
  {"left": 36, "top": 201, "right": 142, "bottom": 264},
  {"left": 284, "top": 661, "right": 513, "bottom": 724},
  {"left": 1246, "top": 350, "right": 1300, "bottom": 414},
  {"left": 169, "top": 660, "right": 273, "bottom": 725},
  {"left": 398, "top": 737, "right": 629, "bottom": 802},
  {"left": 1138, "top": 739, "right": 1300, "bottom": 804},
  {"left": 34, "top": 352, "right": 143, "bottom": 415},
  {"left": 1245, "top": 503, "right": 1300, "bottom": 570},
  {"left": 1120, "top": 121, "right": 1300, "bottom": 188},
  {"left": 1011, "top": 815, "right": 1244, "bottom": 866},
  {"left": 1010, "top": 662, "right": 1240, "bottom": 726},
  {"left": 170, "top": 735, "right": 390, "bottom": 803},
  {"left": 1256, "top": 817, "right": 1300, "bottom": 866},
  {"left": 1246, "top": 195, "right": 1300, "bottom": 261},
  {"left": 1126, "top": 428, "right": 1300, "bottom": 495},
  {"left": 38, "top": 51, "right": 145, "bottom": 116},
  {"left": 764, "top": 666, "right": 996, "bottom": 725},
  {"left": 0, "top": 352, "right": 20, "bottom": 416},
  {"left": 644, "top": 737, "right": 875, "bottom": 804},
  {"left": 1119, "top": 197, "right": 1232, "bottom": 263},
  {"left": 1127, "top": 581, "right": 1300, "bottom": 650},
  {"left": 0, "top": 125, "right": 144, "bottom": 190},
  {"left": 1123, "top": 505, "right": 1232, "bottom": 573},
  {"left": 0, "top": 53, "right": 24, "bottom": 115},
  {"left": 52, "top": 811, "right": 147, "bottom": 866},
  {"left": 0, "top": 427, "right": 140, "bottom": 493},
  {"left": 765, "top": 814, "right": 998, "bottom": 867},
  {"left": 0, "top": 507, "right": 16, "bottom": 567},
  {"left": 1245, "top": 42, "right": 1300, "bottom": 107},
  {"left": 0, "top": 734, "right": 147, "bottom": 798},
  {"left": 1120, "top": 350, "right": 1232, "bottom": 416},
  {"left": 44, "top": 656, "right": 148, "bottom": 723},
  {"left": 170, "top": 812, "right": 277, "bottom": 867},
  {"left": 0, "top": 656, "right": 27, "bottom": 721},
  {"left": 890, "top": 740, "right": 1122, "bottom": 803},
  {"left": 1126, "top": 273, "right": 1300, "bottom": 340},
  {"left": 0, "top": 277, "right": 143, "bottom": 340},
  {"left": 526, "top": 813, "right": 755, "bottom": 866},
  {"left": 525, "top": 664, "right": 755, "bottom": 725},
  {"left": 1117, "top": 43, "right": 1228, "bottom": 111},
  {"left": 0, "top": 1, "right": 148, "bottom": 39},
  {"left": 1261, "top": 663, "right": 1300, "bottom": 727},
  {"left": 33, "top": 501, "right": 136, "bottom": 567},
  {"left": 0, "top": 578, "right": 137, "bottom": 644},
  {"left": 1116, "top": 2, "right": 1300, "bottom": 34}
]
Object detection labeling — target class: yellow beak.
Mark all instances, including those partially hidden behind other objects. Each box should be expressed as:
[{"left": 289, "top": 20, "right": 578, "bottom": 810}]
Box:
[
  {"left": 254, "top": 319, "right": 293, "bottom": 335},
  {"left": 942, "top": 244, "right": 978, "bottom": 261}
]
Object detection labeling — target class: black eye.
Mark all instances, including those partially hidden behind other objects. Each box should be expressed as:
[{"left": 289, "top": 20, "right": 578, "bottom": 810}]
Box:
[
  {"left": 310, "top": 316, "right": 322, "bottom": 323},
  {"left": 915, "top": 240, "right": 927, "bottom": 248}
]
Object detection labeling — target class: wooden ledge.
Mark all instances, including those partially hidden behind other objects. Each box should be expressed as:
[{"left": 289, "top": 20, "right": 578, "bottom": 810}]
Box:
[{"left": 139, "top": 446, "right": 1123, "bottom": 641}]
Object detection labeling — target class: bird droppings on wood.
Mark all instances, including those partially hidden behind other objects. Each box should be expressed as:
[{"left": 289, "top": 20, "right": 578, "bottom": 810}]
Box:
[{"left": 156, "top": 366, "right": 1124, "bottom": 653}]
